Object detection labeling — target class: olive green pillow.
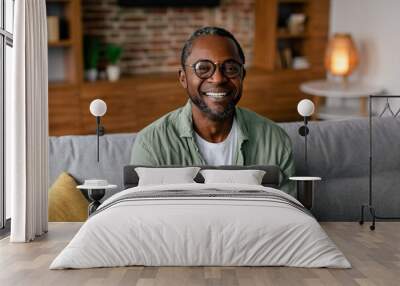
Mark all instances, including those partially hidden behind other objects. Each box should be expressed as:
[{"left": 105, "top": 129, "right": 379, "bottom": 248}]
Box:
[{"left": 48, "top": 172, "right": 89, "bottom": 222}]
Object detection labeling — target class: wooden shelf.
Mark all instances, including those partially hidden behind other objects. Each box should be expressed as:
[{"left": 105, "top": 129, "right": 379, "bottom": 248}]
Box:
[
  {"left": 48, "top": 39, "right": 73, "bottom": 47},
  {"left": 277, "top": 31, "right": 309, "bottom": 39},
  {"left": 279, "top": 0, "right": 308, "bottom": 3},
  {"left": 47, "top": 0, "right": 83, "bottom": 88},
  {"left": 255, "top": 0, "right": 328, "bottom": 71},
  {"left": 49, "top": 80, "right": 77, "bottom": 90},
  {"left": 47, "top": 0, "right": 71, "bottom": 3}
]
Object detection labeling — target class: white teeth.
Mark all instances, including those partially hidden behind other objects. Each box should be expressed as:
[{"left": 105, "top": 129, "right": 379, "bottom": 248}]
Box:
[{"left": 205, "top": 92, "right": 228, "bottom": 98}]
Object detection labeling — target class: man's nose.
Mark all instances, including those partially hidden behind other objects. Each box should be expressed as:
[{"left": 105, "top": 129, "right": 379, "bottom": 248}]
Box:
[{"left": 208, "top": 65, "right": 228, "bottom": 84}]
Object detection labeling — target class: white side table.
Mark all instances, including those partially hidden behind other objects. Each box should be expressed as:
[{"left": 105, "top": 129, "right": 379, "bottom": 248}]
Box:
[
  {"left": 300, "top": 80, "right": 383, "bottom": 120},
  {"left": 289, "top": 176, "right": 321, "bottom": 210},
  {"left": 77, "top": 183, "right": 117, "bottom": 216}
]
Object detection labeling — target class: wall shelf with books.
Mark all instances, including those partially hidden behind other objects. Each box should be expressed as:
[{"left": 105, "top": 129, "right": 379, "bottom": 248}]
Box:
[
  {"left": 254, "top": 0, "right": 328, "bottom": 71},
  {"left": 46, "top": 0, "right": 84, "bottom": 135},
  {"left": 276, "top": 0, "right": 309, "bottom": 70},
  {"left": 46, "top": 0, "right": 82, "bottom": 87}
]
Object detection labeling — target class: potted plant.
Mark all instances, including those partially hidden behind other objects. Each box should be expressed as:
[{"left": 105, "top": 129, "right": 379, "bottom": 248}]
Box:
[
  {"left": 105, "top": 43, "right": 123, "bottom": 82},
  {"left": 84, "top": 36, "right": 101, "bottom": 82}
]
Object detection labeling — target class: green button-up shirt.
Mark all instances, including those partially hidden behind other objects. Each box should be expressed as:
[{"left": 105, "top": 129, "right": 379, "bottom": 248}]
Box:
[{"left": 130, "top": 101, "right": 296, "bottom": 197}]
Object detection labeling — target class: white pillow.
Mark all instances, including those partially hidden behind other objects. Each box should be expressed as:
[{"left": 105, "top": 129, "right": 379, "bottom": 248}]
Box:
[
  {"left": 200, "top": 169, "right": 266, "bottom": 185},
  {"left": 135, "top": 167, "right": 201, "bottom": 186}
]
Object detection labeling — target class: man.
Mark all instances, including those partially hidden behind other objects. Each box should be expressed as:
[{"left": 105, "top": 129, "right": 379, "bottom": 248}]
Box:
[{"left": 130, "top": 26, "right": 295, "bottom": 197}]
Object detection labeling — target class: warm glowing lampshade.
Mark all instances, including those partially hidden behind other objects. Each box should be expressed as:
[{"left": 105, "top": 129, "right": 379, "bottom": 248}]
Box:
[{"left": 325, "top": 33, "right": 358, "bottom": 77}]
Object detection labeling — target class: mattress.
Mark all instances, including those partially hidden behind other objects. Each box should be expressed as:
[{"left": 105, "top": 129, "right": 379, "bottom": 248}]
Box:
[{"left": 50, "top": 183, "right": 351, "bottom": 269}]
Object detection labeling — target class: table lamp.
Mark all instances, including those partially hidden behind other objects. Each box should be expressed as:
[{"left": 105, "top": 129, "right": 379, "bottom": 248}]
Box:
[
  {"left": 89, "top": 99, "right": 107, "bottom": 162},
  {"left": 297, "top": 99, "right": 315, "bottom": 174},
  {"left": 324, "top": 33, "right": 358, "bottom": 82}
]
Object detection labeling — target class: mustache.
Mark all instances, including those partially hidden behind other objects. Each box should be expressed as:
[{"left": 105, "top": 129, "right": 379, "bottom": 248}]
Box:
[{"left": 200, "top": 83, "right": 233, "bottom": 93}]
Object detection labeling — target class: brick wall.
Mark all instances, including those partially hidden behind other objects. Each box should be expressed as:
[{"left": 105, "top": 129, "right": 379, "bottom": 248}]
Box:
[{"left": 82, "top": 0, "right": 255, "bottom": 75}]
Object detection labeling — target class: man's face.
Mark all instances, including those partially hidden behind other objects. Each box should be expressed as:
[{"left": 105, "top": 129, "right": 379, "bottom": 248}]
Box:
[{"left": 179, "top": 35, "right": 245, "bottom": 121}]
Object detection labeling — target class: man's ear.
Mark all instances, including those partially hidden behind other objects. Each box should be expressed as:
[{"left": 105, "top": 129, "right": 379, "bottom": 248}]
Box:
[
  {"left": 242, "top": 67, "right": 246, "bottom": 80},
  {"left": 178, "top": 69, "right": 188, "bottom": 89}
]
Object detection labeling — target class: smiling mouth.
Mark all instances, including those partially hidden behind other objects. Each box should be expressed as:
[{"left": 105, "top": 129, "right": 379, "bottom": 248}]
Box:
[{"left": 203, "top": 91, "right": 231, "bottom": 99}]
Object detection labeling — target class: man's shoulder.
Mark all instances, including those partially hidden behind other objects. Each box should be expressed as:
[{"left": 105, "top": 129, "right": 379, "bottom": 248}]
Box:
[
  {"left": 237, "top": 106, "right": 287, "bottom": 135},
  {"left": 135, "top": 105, "right": 185, "bottom": 142},
  {"left": 236, "top": 106, "right": 292, "bottom": 151}
]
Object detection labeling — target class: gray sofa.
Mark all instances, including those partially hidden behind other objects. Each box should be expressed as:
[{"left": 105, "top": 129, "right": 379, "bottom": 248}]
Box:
[{"left": 49, "top": 117, "right": 400, "bottom": 221}]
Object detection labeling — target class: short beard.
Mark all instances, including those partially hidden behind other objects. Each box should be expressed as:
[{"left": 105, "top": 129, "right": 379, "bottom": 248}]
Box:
[{"left": 189, "top": 94, "right": 236, "bottom": 122}]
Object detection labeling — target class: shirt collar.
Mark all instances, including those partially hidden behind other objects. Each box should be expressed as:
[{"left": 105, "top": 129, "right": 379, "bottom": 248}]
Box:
[
  {"left": 234, "top": 107, "right": 249, "bottom": 142},
  {"left": 178, "top": 100, "right": 249, "bottom": 142},
  {"left": 178, "top": 100, "right": 195, "bottom": 138}
]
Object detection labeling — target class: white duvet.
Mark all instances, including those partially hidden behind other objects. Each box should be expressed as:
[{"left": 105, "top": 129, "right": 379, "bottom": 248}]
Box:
[{"left": 50, "top": 183, "right": 351, "bottom": 269}]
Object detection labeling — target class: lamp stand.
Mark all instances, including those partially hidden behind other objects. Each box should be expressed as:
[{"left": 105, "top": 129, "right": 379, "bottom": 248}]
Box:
[
  {"left": 95, "top": 116, "right": 105, "bottom": 162},
  {"left": 298, "top": 116, "right": 309, "bottom": 175}
]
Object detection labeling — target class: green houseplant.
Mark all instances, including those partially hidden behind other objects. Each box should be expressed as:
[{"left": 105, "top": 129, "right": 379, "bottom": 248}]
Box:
[
  {"left": 105, "top": 44, "right": 123, "bottom": 82},
  {"left": 84, "top": 36, "right": 101, "bottom": 81}
]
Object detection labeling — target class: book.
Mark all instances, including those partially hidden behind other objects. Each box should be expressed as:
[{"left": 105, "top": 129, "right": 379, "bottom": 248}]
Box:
[
  {"left": 282, "top": 47, "right": 293, "bottom": 69},
  {"left": 47, "top": 16, "right": 60, "bottom": 42}
]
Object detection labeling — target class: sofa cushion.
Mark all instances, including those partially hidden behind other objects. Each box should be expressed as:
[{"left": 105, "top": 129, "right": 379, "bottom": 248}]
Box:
[{"left": 48, "top": 172, "right": 88, "bottom": 222}]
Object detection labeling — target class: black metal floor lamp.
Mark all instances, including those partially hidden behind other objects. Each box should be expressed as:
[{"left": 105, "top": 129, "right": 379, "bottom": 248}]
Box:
[{"left": 360, "top": 95, "right": 400, "bottom": 230}]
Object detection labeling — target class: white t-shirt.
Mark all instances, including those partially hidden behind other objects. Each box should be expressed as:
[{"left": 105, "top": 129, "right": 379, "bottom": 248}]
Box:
[{"left": 194, "top": 119, "right": 238, "bottom": 165}]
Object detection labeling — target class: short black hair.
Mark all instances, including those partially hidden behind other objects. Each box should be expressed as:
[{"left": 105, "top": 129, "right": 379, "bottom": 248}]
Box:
[{"left": 180, "top": 26, "right": 245, "bottom": 68}]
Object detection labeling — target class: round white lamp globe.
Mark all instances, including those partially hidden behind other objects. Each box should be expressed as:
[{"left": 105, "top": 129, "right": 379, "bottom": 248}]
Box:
[
  {"left": 297, "top": 99, "right": 315, "bottom": 117},
  {"left": 90, "top": 99, "right": 107, "bottom": 117}
]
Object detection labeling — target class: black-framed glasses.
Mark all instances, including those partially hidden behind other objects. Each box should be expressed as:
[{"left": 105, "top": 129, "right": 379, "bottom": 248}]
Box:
[{"left": 186, "top": 59, "right": 244, "bottom": 79}]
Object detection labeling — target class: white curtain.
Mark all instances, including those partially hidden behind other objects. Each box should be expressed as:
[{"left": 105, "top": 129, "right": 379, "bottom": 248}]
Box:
[{"left": 8, "top": 0, "right": 49, "bottom": 242}]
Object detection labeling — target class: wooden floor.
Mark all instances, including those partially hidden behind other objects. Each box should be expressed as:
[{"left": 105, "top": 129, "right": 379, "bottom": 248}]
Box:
[{"left": 0, "top": 222, "right": 399, "bottom": 286}]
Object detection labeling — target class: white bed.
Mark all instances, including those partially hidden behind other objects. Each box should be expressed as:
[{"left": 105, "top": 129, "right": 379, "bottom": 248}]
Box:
[{"left": 50, "top": 183, "right": 351, "bottom": 269}]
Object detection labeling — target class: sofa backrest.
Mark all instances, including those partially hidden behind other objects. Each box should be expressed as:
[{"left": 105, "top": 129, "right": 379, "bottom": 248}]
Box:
[
  {"left": 49, "top": 117, "right": 400, "bottom": 220},
  {"left": 49, "top": 117, "right": 400, "bottom": 190},
  {"left": 49, "top": 133, "right": 136, "bottom": 198},
  {"left": 279, "top": 117, "right": 400, "bottom": 179}
]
